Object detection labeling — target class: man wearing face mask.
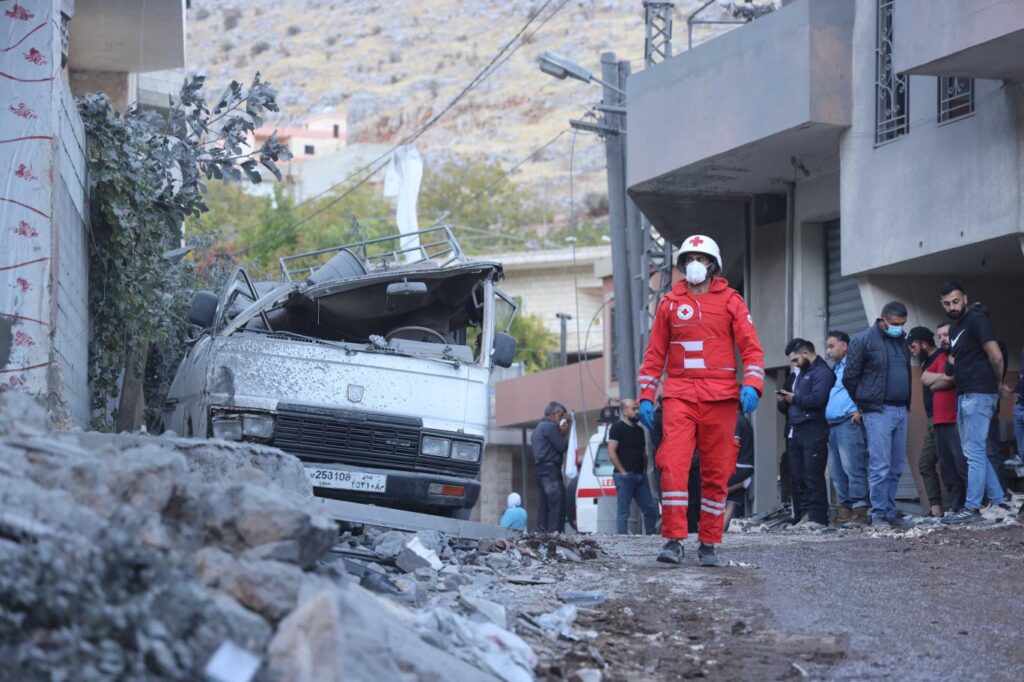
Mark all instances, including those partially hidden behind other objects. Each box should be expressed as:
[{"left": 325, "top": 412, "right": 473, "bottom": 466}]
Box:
[
  {"left": 842, "top": 301, "right": 913, "bottom": 529},
  {"left": 636, "top": 234, "right": 764, "bottom": 567}
]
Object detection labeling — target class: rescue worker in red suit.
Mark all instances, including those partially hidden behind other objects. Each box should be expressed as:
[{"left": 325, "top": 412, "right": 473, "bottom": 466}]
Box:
[{"left": 637, "top": 235, "right": 765, "bottom": 566}]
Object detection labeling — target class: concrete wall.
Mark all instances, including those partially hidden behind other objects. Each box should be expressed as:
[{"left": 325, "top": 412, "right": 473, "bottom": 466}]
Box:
[
  {"left": 841, "top": 0, "right": 1023, "bottom": 276},
  {"left": 485, "top": 248, "right": 608, "bottom": 357},
  {"left": 51, "top": 79, "right": 90, "bottom": 426},
  {"left": 69, "top": 70, "right": 137, "bottom": 111},
  {"left": 627, "top": 0, "right": 853, "bottom": 191},
  {"left": 894, "top": 0, "right": 1024, "bottom": 79}
]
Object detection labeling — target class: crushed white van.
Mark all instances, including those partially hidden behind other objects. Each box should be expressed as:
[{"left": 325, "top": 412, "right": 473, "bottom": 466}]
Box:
[{"left": 163, "top": 227, "right": 517, "bottom": 518}]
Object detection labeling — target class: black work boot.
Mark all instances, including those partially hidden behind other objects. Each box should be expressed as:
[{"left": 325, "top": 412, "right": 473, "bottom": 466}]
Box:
[
  {"left": 656, "top": 539, "right": 684, "bottom": 564},
  {"left": 698, "top": 543, "right": 725, "bottom": 567}
]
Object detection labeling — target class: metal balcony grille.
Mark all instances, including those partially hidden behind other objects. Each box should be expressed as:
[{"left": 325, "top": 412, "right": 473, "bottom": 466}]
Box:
[
  {"left": 938, "top": 76, "right": 974, "bottom": 124},
  {"left": 875, "top": 0, "right": 909, "bottom": 145}
]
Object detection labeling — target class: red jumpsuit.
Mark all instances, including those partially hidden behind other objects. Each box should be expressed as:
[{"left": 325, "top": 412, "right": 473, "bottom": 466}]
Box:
[{"left": 638, "top": 277, "right": 764, "bottom": 544}]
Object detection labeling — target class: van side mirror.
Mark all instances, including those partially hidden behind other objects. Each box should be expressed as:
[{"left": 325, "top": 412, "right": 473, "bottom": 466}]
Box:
[
  {"left": 188, "top": 290, "right": 218, "bottom": 328},
  {"left": 491, "top": 332, "right": 517, "bottom": 368}
]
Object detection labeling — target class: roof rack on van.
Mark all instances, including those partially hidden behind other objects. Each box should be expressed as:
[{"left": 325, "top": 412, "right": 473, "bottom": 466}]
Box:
[{"left": 278, "top": 225, "right": 469, "bottom": 283}]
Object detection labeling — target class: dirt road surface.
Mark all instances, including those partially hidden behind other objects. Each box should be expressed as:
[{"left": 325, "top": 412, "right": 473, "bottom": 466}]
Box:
[{"left": 532, "top": 524, "right": 1024, "bottom": 681}]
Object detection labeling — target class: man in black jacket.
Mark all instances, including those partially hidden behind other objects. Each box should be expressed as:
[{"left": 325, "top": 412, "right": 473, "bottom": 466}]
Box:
[
  {"left": 843, "top": 301, "right": 913, "bottom": 529},
  {"left": 531, "top": 401, "right": 570, "bottom": 532},
  {"left": 777, "top": 339, "right": 835, "bottom": 528}
]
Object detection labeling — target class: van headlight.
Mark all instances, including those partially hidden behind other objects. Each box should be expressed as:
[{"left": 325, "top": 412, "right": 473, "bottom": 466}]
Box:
[
  {"left": 212, "top": 412, "right": 274, "bottom": 441},
  {"left": 421, "top": 436, "right": 451, "bottom": 458},
  {"left": 451, "top": 441, "right": 481, "bottom": 463}
]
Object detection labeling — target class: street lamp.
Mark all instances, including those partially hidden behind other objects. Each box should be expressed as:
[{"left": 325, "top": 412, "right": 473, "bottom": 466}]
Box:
[{"left": 538, "top": 51, "right": 626, "bottom": 96}]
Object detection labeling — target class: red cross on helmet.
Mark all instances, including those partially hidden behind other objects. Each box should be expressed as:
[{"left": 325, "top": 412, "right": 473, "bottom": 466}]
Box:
[{"left": 677, "top": 234, "right": 723, "bottom": 272}]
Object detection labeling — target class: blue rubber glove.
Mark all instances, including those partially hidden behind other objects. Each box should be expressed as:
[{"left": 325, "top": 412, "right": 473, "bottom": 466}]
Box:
[
  {"left": 638, "top": 399, "right": 655, "bottom": 430},
  {"left": 740, "top": 386, "right": 760, "bottom": 414}
]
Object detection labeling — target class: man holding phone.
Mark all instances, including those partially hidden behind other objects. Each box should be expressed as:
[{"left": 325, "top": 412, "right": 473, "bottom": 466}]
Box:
[{"left": 531, "top": 401, "right": 571, "bottom": 533}]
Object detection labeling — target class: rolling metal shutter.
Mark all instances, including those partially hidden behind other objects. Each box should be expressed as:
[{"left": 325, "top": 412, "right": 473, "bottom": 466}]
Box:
[{"left": 825, "top": 221, "right": 869, "bottom": 337}]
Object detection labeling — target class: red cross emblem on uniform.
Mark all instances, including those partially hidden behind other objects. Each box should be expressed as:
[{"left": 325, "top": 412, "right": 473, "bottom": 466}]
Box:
[{"left": 689, "top": 236, "right": 704, "bottom": 247}]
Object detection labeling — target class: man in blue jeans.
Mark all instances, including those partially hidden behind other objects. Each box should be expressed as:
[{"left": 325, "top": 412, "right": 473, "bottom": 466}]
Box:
[
  {"left": 842, "top": 301, "right": 914, "bottom": 529},
  {"left": 938, "top": 283, "right": 1009, "bottom": 524},
  {"left": 1008, "top": 343, "right": 1024, "bottom": 470},
  {"left": 824, "top": 330, "right": 869, "bottom": 526},
  {"left": 608, "top": 399, "right": 658, "bottom": 534}
]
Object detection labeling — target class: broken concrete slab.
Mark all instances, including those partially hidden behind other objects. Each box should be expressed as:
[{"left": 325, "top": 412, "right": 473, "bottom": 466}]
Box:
[
  {"left": 395, "top": 536, "right": 444, "bottom": 573},
  {"left": 268, "top": 587, "right": 492, "bottom": 682},
  {"left": 316, "top": 498, "right": 514, "bottom": 541}
]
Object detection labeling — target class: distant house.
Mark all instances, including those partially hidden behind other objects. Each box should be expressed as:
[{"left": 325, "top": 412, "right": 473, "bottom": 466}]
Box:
[
  {"left": 252, "top": 112, "right": 347, "bottom": 163},
  {"left": 1, "top": 0, "right": 188, "bottom": 425}
]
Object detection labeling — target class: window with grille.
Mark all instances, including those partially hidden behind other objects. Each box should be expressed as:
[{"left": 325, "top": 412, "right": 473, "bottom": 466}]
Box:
[
  {"left": 937, "top": 76, "right": 974, "bottom": 123},
  {"left": 875, "top": 0, "right": 909, "bottom": 145},
  {"left": 304, "top": 144, "right": 315, "bottom": 155}
]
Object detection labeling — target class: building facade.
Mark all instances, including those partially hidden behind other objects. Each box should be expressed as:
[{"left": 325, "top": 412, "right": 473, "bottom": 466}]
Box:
[
  {"left": 627, "top": 0, "right": 1024, "bottom": 512},
  {"left": 2, "top": 0, "right": 187, "bottom": 425}
]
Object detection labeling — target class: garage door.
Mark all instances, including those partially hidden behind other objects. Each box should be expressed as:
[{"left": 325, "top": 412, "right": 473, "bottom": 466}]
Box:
[{"left": 825, "top": 220, "right": 869, "bottom": 337}]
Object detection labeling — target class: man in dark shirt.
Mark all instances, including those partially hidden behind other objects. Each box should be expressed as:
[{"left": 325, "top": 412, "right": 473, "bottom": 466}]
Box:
[
  {"left": 1007, "top": 343, "right": 1024, "bottom": 471},
  {"left": 843, "top": 301, "right": 913, "bottom": 529},
  {"left": 777, "top": 339, "right": 835, "bottom": 528},
  {"left": 530, "top": 401, "right": 570, "bottom": 533},
  {"left": 938, "top": 283, "right": 1008, "bottom": 525},
  {"left": 724, "top": 411, "right": 754, "bottom": 530},
  {"left": 907, "top": 327, "right": 945, "bottom": 517},
  {"left": 608, "top": 399, "right": 658, "bottom": 534}
]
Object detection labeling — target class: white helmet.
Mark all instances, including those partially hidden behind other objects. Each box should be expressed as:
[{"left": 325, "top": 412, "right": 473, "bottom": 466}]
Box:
[
  {"left": 507, "top": 492, "right": 522, "bottom": 508},
  {"left": 677, "top": 234, "right": 722, "bottom": 272}
]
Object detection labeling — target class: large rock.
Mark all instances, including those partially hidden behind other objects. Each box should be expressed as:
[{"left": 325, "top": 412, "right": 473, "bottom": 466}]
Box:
[
  {"left": 266, "top": 587, "right": 493, "bottom": 682},
  {"left": 194, "top": 547, "right": 306, "bottom": 623},
  {"left": 189, "top": 483, "right": 337, "bottom": 565},
  {"left": 105, "top": 444, "right": 188, "bottom": 512},
  {"left": 0, "top": 391, "right": 51, "bottom": 437}
]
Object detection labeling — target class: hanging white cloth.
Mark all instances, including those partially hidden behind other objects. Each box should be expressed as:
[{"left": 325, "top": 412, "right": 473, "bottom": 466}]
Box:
[
  {"left": 564, "top": 414, "right": 579, "bottom": 480},
  {"left": 383, "top": 145, "right": 423, "bottom": 262}
]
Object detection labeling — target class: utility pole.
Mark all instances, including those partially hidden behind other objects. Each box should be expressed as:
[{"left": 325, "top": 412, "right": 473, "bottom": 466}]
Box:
[
  {"left": 556, "top": 313, "right": 572, "bottom": 367},
  {"left": 600, "top": 52, "right": 636, "bottom": 400},
  {"left": 636, "top": 3, "right": 678, "bottom": 383}
]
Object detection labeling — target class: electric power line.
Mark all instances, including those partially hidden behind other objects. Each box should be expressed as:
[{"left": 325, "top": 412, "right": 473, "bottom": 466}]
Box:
[{"left": 235, "top": 0, "right": 572, "bottom": 257}]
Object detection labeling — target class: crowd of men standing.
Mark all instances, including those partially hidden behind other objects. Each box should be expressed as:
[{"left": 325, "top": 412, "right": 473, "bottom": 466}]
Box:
[{"left": 781, "top": 281, "right": 1023, "bottom": 529}]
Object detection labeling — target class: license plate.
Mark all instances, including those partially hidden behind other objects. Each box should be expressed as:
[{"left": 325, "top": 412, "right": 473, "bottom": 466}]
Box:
[{"left": 305, "top": 467, "right": 386, "bottom": 493}]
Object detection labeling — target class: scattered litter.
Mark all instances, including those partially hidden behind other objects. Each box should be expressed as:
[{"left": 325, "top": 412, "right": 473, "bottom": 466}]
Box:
[
  {"left": 726, "top": 560, "right": 754, "bottom": 568},
  {"left": 560, "top": 590, "right": 607, "bottom": 606},
  {"left": 555, "top": 546, "right": 583, "bottom": 563},
  {"left": 417, "top": 607, "right": 537, "bottom": 682},
  {"left": 204, "top": 641, "right": 261, "bottom": 682},
  {"left": 791, "top": 661, "right": 809, "bottom": 677},
  {"left": 535, "top": 604, "right": 597, "bottom": 642},
  {"left": 505, "top": 574, "right": 557, "bottom": 585},
  {"left": 622, "top": 606, "right": 634, "bottom": 618},
  {"left": 459, "top": 592, "right": 508, "bottom": 628},
  {"left": 569, "top": 668, "right": 604, "bottom": 682}
]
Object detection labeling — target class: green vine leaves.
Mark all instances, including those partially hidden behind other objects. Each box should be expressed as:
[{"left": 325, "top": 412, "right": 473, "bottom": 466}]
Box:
[{"left": 80, "top": 73, "right": 290, "bottom": 429}]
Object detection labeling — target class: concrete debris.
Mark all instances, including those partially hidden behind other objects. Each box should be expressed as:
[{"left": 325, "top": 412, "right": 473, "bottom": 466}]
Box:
[
  {"left": 1, "top": 392, "right": 561, "bottom": 681},
  {"left": 569, "top": 669, "right": 604, "bottom": 682},
  {"left": 417, "top": 606, "right": 536, "bottom": 682},
  {"left": 204, "top": 641, "right": 261, "bottom": 682},
  {"left": 535, "top": 604, "right": 598, "bottom": 642},
  {"left": 395, "top": 535, "right": 444, "bottom": 572}
]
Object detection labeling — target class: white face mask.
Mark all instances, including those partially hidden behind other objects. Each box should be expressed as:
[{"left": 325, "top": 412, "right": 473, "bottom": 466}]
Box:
[{"left": 685, "top": 260, "right": 709, "bottom": 285}]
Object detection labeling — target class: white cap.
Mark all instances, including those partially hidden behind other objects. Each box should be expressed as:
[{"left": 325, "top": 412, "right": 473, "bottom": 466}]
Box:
[
  {"left": 677, "top": 234, "right": 723, "bottom": 272},
  {"left": 507, "top": 492, "right": 522, "bottom": 508}
]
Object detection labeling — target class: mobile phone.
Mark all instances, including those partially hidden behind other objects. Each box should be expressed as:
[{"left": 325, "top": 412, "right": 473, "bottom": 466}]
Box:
[
  {"left": 559, "top": 418, "right": 568, "bottom": 427},
  {"left": 775, "top": 390, "right": 785, "bottom": 395}
]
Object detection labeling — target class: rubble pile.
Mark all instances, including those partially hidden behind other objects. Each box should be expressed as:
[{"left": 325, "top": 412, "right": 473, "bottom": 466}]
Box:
[
  {"left": 0, "top": 393, "right": 524, "bottom": 681},
  {"left": 0, "top": 392, "right": 610, "bottom": 681}
]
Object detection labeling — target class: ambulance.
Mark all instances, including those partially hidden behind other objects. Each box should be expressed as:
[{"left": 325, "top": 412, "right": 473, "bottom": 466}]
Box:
[{"left": 574, "top": 407, "right": 625, "bottom": 534}]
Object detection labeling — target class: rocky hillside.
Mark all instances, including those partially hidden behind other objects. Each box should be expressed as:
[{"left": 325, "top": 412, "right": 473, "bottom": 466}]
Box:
[{"left": 187, "top": 0, "right": 741, "bottom": 214}]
